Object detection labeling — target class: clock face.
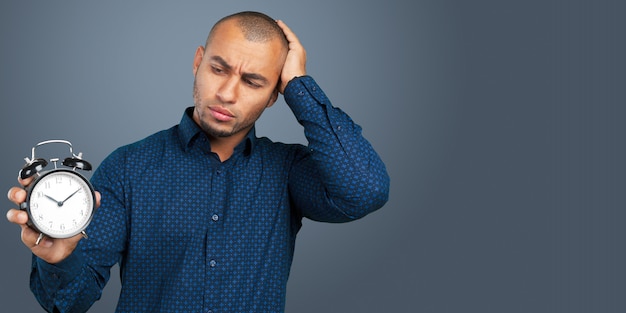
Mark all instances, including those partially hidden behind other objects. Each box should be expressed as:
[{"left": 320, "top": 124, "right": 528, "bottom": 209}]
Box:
[{"left": 26, "top": 169, "right": 95, "bottom": 238}]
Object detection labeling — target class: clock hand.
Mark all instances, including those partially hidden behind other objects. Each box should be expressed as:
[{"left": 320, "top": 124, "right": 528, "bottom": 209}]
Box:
[
  {"left": 44, "top": 194, "right": 63, "bottom": 206},
  {"left": 58, "top": 189, "right": 81, "bottom": 206}
]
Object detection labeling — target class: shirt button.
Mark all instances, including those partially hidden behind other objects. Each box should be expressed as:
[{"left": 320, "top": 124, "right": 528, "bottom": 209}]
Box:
[
  {"left": 212, "top": 214, "right": 219, "bottom": 222},
  {"left": 209, "top": 259, "right": 217, "bottom": 268}
]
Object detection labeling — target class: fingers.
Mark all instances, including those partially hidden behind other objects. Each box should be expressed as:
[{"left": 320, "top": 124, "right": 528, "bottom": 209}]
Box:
[
  {"left": 6, "top": 209, "right": 46, "bottom": 248},
  {"left": 31, "top": 233, "right": 83, "bottom": 263},
  {"left": 12, "top": 214, "right": 83, "bottom": 261},
  {"left": 95, "top": 191, "right": 101, "bottom": 209},
  {"left": 6, "top": 208, "right": 34, "bottom": 247},
  {"left": 276, "top": 19, "right": 307, "bottom": 93},
  {"left": 7, "top": 186, "right": 26, "bottom": 205},
  {"left": 276, "top": 19, "right": 306, "bottom": 61},
  {"left": 276, "top": 20, "right": 301, "bottom": 47},
  {"left": 20, "top": 224, "right": 54, "bottom": 249},
  {"left": 7, "top": 188, "right": 101, "bottom": 223},
  {"left": 6, "top": 208, "right": 28, "bottom": 225},
  {"left": 18, "top": 175, "right": 34, "bottom": 188},
  {"left": 15, "top": 217, "right": 83, "bottom": 262},
  {"left": 7, "top": 174, "right": 32, "bottom": 207},
  {"left": 7, "top": 174, "right": 33, "bottom": 224},
  {"left": 7, "top": 175, "right": 90, "bottom": 264}
]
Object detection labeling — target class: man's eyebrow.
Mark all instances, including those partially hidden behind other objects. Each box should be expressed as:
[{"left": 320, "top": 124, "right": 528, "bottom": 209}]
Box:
[
  {"left": 241, "top": 73, "right": 269, "bottom": 85},
  {"left": 209, "top": 55, "right": 269, "bottom": 85},
  {"left": 210, "top": 56, "right": 232, "bottom": 71}
]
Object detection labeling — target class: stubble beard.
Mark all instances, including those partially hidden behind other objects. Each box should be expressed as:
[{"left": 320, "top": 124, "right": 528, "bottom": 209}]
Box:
[
  {"left": 193, "top": 79, "right": 239, "bottom": 138},
  {"left": 192, "top": 78, "right": 267, "bottom": 139}
]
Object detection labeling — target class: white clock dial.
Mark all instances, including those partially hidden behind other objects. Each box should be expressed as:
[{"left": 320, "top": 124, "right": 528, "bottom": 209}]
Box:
[{"left": 27, "top": 169, "right": 95, "bottom": 238}]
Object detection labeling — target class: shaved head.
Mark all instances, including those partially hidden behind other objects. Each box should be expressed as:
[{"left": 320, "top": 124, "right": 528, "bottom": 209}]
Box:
[{"left": 206, "top": 11, "right": 288, "bottom": 50}]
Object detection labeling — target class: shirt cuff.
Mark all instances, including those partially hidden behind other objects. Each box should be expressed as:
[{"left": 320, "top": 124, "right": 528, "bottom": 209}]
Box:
[
  {"left": 284, "top": 75, "right": 330, "bottom": 118},
  {"left": 33, "top": 250, "right": 85, "bottom": 287}
]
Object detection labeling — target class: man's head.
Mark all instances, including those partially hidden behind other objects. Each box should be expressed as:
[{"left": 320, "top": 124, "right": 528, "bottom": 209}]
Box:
[
  {"left": 206, "top": 11, "right": 289, "bottom": 51},
  {"left": 191, "top": 11, "right": 289, "bottom": 142}
]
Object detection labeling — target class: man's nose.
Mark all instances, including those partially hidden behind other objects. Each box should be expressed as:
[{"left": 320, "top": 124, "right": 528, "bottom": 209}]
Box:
[{"left": 216, "top": 76, "right": 238, "bottom": 103}]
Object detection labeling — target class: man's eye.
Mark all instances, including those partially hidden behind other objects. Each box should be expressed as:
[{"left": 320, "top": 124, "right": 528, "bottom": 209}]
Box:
[
  {"left": 211, "top": 66, "right": 224, "bottom": 74},
  {"left": 244, "top": 79, "right": 261, "bottom": 88}
]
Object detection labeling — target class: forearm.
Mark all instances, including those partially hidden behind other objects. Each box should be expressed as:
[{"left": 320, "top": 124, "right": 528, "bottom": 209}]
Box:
[
  {"left": 30, "top": 152, "right": 128, "bottom": 313},
  {"left": 30, "top": 249, "right": 107, "bottom": 313},
  {"left": 285, "top": 76, "right": 390, "bottom": 221}
]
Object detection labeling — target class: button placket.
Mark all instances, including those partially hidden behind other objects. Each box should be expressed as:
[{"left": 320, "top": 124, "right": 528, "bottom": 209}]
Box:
[
  {"left": 210, "top": 166, "right": 223, "bottom": 226},
  {"left": 205, "top": 164, "right": 225, "bottom": 311}
]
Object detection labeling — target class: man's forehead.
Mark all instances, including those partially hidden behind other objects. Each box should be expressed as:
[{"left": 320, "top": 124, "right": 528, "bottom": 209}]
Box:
[{"left": 205, "top": 27, "right": 285, "bottom": 72}]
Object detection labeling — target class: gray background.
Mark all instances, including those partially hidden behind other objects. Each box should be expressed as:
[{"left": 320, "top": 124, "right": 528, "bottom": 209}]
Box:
[{"left": 1, "top": 0, "right": 624, "bottom": 312}]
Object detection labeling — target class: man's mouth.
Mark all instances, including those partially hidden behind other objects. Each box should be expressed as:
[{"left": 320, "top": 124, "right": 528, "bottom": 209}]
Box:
[{"left": 209, "top": 107, "right": 234, "bottom": 122}]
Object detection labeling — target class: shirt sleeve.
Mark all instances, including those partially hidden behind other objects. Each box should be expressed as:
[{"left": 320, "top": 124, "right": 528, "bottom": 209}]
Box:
[
  {"left": 284, "top": 76, "right": 390, "bottom": 222},
  {"left": 29, "top": 147, "right": 129, "bottom": 313}
]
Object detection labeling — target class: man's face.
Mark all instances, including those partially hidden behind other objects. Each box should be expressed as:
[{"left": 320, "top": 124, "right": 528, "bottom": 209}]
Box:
[{"left": 192, "top": 20, "right": 286, "bottom": 140}]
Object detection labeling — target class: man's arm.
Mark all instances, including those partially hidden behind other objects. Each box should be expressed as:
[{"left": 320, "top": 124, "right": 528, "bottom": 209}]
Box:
[
  {"left": 285, "top": 76, "right": 390, "bottom": 222},
  {"left": 276, "top": 20, "right": 390, "bottom": 222},
  {"left": 7, "top": 151, "right": 124, "bottom": 313}
]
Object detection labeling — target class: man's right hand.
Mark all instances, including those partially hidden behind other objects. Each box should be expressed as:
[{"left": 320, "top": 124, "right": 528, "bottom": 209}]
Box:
[{"left": 6, "top": 176, "right": 101, "bottom": 264}]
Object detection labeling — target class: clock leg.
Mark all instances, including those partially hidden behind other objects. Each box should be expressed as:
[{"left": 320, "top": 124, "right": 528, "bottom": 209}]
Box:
[{"left": 35, "top": 233, "right": 45, "bottom": 246}]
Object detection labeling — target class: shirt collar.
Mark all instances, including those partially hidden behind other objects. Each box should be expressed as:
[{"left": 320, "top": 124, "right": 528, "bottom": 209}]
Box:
[{"left": 178, "top": 107, "right": 255, "bottom": 157}]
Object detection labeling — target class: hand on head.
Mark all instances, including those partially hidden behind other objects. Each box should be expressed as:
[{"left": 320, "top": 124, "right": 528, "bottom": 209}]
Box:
[{"left": 276, "top": 20, "right": 307, "bottom": 94}]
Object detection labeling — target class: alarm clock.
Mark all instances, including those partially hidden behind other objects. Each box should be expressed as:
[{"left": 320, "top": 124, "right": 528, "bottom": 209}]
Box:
[{"left": 19, "top": 140, "right": 96, "bottom": 243}]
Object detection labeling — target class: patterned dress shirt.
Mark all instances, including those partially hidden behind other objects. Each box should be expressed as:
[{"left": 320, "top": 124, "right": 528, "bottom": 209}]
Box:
[{"left": 30, "top": 76, "right": 390, "bottom": 313}]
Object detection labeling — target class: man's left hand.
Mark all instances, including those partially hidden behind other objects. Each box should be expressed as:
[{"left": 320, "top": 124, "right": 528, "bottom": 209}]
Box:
[{"left": 276, "top": 20, "right": 307, "bottom": 94}]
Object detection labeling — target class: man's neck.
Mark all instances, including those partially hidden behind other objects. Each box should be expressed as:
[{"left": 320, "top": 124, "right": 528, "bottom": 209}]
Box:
[{"left": 208, "top": 132, "right": 247, "bottom": 161}]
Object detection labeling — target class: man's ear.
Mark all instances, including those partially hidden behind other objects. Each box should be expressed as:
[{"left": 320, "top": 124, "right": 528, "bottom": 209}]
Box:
[
  {"left": 267, "top": 87, "right": 280, "bottom": 108},
  {"left": 193, "top": 46, "right": 205, "bottom": 76}
]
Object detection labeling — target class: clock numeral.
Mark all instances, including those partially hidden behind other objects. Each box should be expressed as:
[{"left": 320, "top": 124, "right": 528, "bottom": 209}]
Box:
[
  {"left": 44, "top": 181, "right": 51, "bottom": 189},
  {"left": 56, "top": 177, "right": 63, "bottom": 184},
  {"left": 38, "top": 214, "right": 44, "bottom": 221},
  {"left": 32, "top": 202, "right": 39, "bottom": 209},
  {"left": 72, "top": 219, "right": 78, "bottom": 226},
  {"left": 48, "top": 221, "right": 53, "bottom": 228},
  {"left": 59, "top": 224, "right": 65, "bottom": 231},
  {"left": 36, "top": 191, "right": 44, "bottom": 198}
]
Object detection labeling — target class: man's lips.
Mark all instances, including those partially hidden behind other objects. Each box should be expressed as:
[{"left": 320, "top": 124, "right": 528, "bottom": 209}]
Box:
[{"left": 209, "top": 106, "right": 234, "bottom": 122}]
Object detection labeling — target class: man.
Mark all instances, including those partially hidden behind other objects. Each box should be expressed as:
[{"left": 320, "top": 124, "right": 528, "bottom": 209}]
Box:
[{"left": 7, "top": 11, "right": 389, "bottom": 313}]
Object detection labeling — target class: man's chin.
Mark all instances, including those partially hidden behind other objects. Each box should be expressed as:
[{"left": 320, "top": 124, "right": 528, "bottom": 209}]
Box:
[{"left": 204, "top": 125, "right": 235, "bottom": 138}]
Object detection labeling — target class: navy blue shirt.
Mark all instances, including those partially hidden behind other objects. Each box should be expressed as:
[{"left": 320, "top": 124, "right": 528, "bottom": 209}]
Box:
[{"left": 30, "top": 76, "right": 390, "bottom": 313}]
